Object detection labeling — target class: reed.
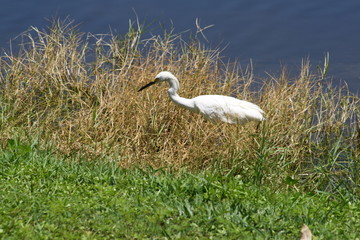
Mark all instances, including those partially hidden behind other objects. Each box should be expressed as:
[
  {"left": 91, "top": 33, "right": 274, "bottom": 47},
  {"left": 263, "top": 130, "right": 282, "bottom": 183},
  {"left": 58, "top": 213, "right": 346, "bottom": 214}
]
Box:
[{"left": 0, "top": 19, "right": 358, "bottom": 191}]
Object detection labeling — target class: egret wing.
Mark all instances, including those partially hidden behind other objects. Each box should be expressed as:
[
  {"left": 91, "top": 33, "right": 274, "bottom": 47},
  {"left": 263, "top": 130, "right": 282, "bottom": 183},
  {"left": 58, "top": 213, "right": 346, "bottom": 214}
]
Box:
[{"left": 193, "top": 95, "right": 264, "bottom": 124}]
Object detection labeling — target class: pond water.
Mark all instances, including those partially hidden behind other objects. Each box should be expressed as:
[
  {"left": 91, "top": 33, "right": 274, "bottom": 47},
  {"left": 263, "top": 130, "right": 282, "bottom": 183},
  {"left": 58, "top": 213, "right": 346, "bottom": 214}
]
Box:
[{"left": 1, "top": 0, "right": 359, "bottom": 92}]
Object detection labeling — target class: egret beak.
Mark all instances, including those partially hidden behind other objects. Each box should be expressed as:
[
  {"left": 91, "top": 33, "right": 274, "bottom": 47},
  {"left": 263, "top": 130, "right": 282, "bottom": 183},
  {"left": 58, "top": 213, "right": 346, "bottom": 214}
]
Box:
[{"left": 138, "top": 80, "right": 157, "bottom": 92}]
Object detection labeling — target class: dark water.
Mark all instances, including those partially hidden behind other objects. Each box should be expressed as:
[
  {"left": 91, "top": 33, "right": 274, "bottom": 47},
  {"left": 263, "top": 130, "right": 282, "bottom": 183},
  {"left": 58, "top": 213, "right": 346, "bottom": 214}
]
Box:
[{"left": 1, "top": 0, "right": 360, "bottom": 92}]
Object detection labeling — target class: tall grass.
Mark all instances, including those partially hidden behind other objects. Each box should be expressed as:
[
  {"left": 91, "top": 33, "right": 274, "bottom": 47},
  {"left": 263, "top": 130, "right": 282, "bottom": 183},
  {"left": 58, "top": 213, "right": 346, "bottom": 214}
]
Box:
[{"left": 0, "top": 19, "right": 359, "bottom": 192}]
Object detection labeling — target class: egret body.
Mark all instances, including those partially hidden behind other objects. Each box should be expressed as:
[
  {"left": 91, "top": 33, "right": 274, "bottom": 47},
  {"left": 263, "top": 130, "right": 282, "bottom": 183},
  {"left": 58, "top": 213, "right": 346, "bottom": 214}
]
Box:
[{"left": 138, "top": 71, "right": 265, "bottom": 124}]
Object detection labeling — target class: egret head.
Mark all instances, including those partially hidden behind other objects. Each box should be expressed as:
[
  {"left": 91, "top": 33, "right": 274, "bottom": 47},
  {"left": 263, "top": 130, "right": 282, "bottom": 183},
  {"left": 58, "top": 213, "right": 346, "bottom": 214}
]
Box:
[
  {"left": 138, "top": 71, "right": 179, "bottom": 92},
  {"left": 154, "top": 71, "right": 176, "bottom": 82}
]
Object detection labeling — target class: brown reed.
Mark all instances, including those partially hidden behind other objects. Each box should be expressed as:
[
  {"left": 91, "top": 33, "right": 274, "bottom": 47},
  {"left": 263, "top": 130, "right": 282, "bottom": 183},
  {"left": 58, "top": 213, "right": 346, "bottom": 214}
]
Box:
[{"left": 0, "top": 19, "right": 358, "bottom": 190}]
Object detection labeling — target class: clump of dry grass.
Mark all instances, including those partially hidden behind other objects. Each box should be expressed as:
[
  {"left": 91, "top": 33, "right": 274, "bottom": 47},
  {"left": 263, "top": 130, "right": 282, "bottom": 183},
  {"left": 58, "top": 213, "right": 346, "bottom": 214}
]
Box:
[{"left": 0, "top": 19, "right": 359, "bottom": 190}]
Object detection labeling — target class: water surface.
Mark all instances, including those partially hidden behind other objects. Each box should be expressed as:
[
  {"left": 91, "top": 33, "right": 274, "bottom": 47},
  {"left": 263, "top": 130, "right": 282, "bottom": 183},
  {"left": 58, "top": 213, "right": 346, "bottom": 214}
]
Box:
[{"left": 1, "top": 0, "right": 359, "bottom": 92}]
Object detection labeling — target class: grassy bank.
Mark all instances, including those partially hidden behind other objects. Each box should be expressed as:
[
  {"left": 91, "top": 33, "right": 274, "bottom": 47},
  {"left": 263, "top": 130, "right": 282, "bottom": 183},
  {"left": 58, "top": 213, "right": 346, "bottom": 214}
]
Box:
[
  {"left": 0, "top": 19, "right": 358, "bottom": 192},
  {"left": 1, "top": 140, "right": 359, "bottom": 239},
  {"left": 0, "top": 19, "right": 359, "bottom": 238}
]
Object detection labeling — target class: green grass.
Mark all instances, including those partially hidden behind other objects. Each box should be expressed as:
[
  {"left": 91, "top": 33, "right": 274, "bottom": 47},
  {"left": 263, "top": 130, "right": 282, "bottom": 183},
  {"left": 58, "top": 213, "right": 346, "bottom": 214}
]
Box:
[{"left": 1, "top": 139, "right": 359, "bottom": 239}]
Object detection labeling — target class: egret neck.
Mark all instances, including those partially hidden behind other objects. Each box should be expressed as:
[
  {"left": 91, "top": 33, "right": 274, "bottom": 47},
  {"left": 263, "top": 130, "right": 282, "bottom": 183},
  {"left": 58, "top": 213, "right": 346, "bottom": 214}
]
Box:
[{"left": 166, "top": 78, "right": 196, "bottom": 112}]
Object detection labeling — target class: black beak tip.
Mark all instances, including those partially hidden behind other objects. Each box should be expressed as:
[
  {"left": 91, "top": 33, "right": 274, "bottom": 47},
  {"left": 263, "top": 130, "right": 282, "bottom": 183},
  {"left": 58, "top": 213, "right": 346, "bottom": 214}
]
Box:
[{"left": 138, "top": 81, "right": 156, "bottom": 92}]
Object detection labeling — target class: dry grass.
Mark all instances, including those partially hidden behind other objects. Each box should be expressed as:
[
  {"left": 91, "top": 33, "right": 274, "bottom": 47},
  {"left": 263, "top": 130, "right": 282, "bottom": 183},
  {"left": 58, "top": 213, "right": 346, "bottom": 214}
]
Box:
[{"left": 0, "top": 19, "right": 359, "bottom": 190}]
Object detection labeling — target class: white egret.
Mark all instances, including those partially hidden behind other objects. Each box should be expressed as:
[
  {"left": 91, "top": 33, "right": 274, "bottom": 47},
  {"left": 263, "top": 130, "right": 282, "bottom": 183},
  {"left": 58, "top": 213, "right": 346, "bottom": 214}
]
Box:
[{"left": 138, "top": 71, "right": 265, "bottom": 124}]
